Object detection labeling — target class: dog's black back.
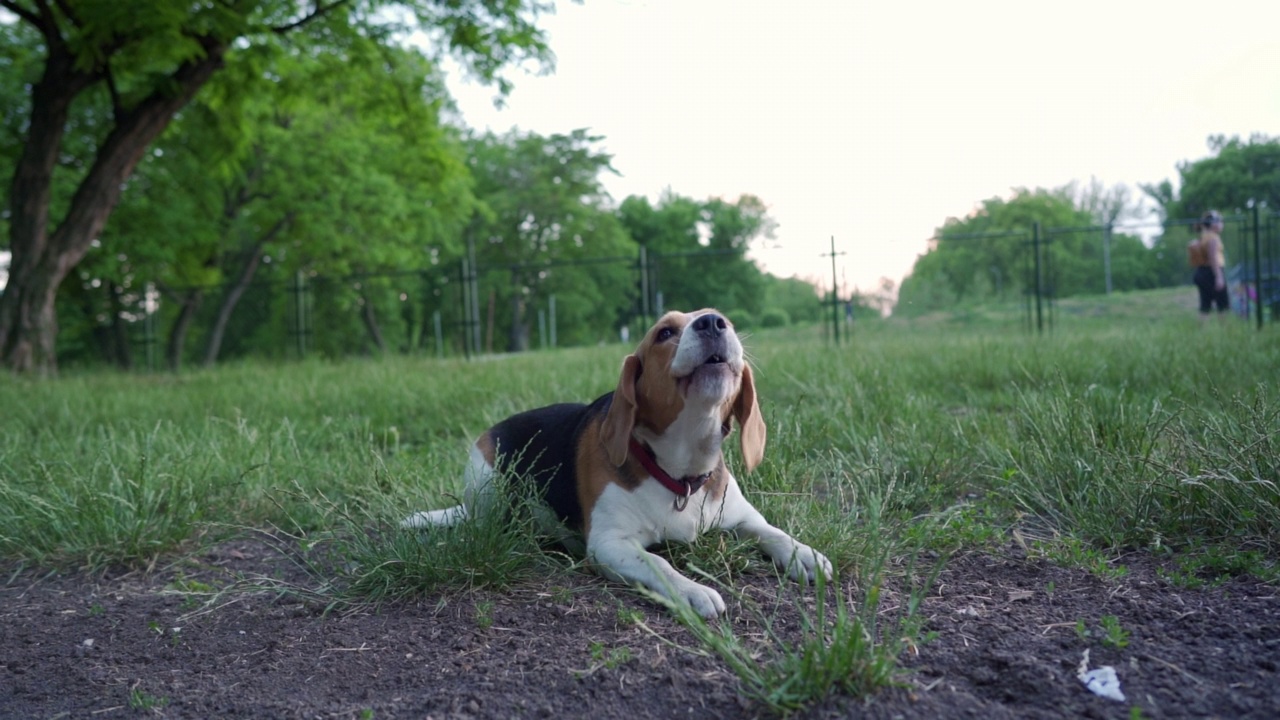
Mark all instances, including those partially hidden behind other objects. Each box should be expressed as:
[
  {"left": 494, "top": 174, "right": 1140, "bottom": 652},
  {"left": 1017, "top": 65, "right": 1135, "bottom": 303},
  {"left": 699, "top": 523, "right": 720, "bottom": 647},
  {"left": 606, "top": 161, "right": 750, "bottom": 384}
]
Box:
[{"left": 488, "top": 392, "right": 615, "bottom": 530}]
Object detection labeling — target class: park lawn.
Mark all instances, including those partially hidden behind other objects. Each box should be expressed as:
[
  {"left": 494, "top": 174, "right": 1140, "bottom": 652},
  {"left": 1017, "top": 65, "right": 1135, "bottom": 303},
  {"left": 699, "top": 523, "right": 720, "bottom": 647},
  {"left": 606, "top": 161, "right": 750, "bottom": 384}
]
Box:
[{"left": 1, "top": 291, "right": 1276, "bottom": 710}]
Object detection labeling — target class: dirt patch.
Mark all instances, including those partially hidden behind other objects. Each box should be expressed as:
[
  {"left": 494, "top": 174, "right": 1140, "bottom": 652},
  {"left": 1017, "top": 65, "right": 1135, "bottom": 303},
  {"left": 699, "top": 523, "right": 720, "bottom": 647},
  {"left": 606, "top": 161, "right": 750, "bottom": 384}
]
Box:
[{"left": 2, "top": 541, "right": 1277, "bottom": 719}]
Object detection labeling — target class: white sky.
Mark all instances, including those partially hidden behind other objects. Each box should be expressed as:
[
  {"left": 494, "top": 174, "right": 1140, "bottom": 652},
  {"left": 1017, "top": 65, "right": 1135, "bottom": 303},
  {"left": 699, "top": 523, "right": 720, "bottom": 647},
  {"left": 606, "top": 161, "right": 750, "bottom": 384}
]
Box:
[{"left": 444, "top": 0, "right": 1280, "bottom": 295}]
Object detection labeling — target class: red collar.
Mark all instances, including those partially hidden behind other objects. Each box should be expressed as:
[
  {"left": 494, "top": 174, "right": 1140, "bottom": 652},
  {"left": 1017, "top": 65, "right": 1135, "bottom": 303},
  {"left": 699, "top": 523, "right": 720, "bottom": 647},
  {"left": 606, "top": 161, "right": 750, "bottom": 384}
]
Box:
[{"left": 628, "top": 437, "right": 711, "bottom": 511}]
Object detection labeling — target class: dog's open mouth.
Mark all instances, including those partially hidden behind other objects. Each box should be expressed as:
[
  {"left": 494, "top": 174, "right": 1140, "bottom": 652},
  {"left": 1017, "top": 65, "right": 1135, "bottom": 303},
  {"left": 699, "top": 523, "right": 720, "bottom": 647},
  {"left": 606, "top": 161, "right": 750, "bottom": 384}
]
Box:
[{"left": 675, "top": 353, "right": 736, "bottom": 397}]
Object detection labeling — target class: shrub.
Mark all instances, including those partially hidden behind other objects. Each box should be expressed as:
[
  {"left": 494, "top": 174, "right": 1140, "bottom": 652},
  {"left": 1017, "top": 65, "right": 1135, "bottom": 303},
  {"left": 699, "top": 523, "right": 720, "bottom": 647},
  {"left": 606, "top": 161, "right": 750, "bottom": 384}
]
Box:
[
  {"left": 726, "top": 310, "right": 754, "bottom": 329},
  {"left": 760, "top": 308, "right": 790, "bottom": 328}
]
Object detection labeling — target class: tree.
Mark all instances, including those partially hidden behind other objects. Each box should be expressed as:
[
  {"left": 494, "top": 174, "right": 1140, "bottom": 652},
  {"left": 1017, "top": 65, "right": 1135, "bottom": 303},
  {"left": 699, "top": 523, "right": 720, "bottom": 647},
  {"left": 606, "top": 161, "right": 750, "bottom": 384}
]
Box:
[
  {"left": 617, "top": 191, "right": 775, "bottom": 317},
  {"left": 897, "top": 186, "right": 1155, "bottom": 315},
  {"left": 0, "top": 0, "right": 551, "bottom": 373},
  {"left": 1141, "top": 135, "right": 1280, "bottom": 286},
  {"left": 1145, "top": 135, "right": 1280, "bottom": 221},
  {"left": 78, "top": 40, "right": 475, "bottom": 369},
  {"left": 465, "top": 128, "right": 633, "bottom": 351},
  {"left": 618, "top": 191, "right": 702, "bottom": 313},
  {"left": 700, "top": 194, "right": 774, "bottom": 315},
  {"left": 759, "top": 275, "right": 822, "bottom": 324}
]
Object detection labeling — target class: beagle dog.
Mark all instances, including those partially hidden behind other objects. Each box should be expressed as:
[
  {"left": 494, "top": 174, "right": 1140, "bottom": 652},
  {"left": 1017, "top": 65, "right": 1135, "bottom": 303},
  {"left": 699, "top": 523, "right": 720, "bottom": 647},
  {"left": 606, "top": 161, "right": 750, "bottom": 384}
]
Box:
[{"left": 404, "top": 309, "right": 831, "bottom": 618}]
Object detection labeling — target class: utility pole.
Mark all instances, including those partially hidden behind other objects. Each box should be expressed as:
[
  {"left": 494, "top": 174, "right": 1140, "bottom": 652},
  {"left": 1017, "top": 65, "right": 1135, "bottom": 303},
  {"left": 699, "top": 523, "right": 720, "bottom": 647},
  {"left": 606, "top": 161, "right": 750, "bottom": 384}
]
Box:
[{"left": 821, "top": 236, "right": 846, "bottom": 344}]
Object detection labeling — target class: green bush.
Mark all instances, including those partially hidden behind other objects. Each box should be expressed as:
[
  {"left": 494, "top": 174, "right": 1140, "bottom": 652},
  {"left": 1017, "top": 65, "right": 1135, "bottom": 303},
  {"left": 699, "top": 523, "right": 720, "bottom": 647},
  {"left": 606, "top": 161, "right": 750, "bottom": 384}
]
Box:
[
  {"left": 760, "top": 308, "right": 790, "bottom": 328},
  {"left": 726, "top": 309, "right": 754, "bottom": 329}
]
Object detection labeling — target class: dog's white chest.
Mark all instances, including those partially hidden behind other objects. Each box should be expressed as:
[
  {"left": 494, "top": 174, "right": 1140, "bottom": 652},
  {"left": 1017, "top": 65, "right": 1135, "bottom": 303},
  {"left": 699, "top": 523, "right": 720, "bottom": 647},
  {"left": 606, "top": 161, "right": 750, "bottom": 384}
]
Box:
[{"left": 591, "top": 480, "right": 722, "bottom": 546}]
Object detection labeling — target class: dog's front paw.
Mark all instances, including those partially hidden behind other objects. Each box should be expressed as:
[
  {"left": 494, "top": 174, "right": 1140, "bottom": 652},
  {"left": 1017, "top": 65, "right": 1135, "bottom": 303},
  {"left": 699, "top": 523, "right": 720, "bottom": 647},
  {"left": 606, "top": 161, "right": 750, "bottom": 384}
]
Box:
[
  {"left": 672, "top": 578, "right": 726, "bottom": 619},
  {"left": 784, "top": 544, "right": 833, "bottom": 585}
]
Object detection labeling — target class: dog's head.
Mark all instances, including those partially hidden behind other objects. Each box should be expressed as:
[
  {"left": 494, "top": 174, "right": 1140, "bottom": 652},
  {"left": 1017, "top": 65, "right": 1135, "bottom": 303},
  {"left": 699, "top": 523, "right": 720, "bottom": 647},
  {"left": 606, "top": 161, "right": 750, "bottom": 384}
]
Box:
[{"left": 601, "top": 309, "right": 765, "bottom": 471}]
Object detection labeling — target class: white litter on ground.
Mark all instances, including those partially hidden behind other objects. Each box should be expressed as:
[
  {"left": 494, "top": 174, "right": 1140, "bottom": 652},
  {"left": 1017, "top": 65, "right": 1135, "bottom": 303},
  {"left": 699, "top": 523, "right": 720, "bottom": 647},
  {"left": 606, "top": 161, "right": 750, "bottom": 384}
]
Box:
[{"left": 1077, "top": 649, "right": 1126, "bottom": 702}]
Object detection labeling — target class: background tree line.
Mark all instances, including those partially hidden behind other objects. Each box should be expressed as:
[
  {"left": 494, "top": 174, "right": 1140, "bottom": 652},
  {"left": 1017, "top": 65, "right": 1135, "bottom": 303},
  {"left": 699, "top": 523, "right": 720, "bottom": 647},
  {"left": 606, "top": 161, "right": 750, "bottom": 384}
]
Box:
[
  {"left": 4, "top": 3, "right": 1274, "bottom": 371},
  {"left": 0, "top": 0, "right": 825, "bottom": 372},
  {"left": 896, "top": 135, "right": 1280, "bottom": 316}
]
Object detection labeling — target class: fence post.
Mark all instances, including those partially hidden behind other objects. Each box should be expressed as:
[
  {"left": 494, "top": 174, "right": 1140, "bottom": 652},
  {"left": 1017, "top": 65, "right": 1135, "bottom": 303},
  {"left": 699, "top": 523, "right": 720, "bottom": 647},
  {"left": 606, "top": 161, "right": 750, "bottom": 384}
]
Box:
[
  {"left": 463, "top": 256, "right": 478, "bottom": 358},
  {"left": 469, "top": 239, "right": 482, "bottom": 355},
  {"left": 638, "top": 245, "right": 650, "bottom": 328},
  {"left": 1103, "top": 223, "right": 1113, "bottom": 295},
  {"left": 549, "top": 294, "right": 557, "bottom": 349},
  {"left": 1033, "top": 222, "right": 1044, "bottom": 335},
  {"left": 143, "top": 283, "right": 157, "bottom": 372},
  {"left": 1253, "top": 203, "right": 1263, "bottom": 330},
  {"left": 433, "top": 310, "right": 443, "bottom": 358},
  {"left": 292, "top": 270, "right": 308, "bottom": 359}
]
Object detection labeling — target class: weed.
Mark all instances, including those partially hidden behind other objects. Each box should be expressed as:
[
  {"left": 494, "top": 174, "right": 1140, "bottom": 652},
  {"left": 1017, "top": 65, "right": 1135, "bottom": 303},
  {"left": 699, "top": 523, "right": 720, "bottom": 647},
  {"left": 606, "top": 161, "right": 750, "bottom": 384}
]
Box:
[
  {"left": 474, "top": 601, "right": 494, "bottom": 630},
  {"left": 641, "top": 561, "right": 926, "bottom": 716},
  {"left": 615, "top": 606, "right": 644, "bottom": 628},
  {"left": 1099, "top": 615, "right": 1129, "bottom": 649},
  {"left": 168, "top": 573, "right": 215, "bottom": 594},
  {"left": 128, "top": 687, "right": 168, "bottom": 710},
  {"left": 1162, "top": 544, "right": 1280, "bottom": 588},
  {"left": 588, "top": 641, "right": 633, "bottom": 670},
  {"left": 1032, "top": 537, "right": 1127, "bottom": 581}
]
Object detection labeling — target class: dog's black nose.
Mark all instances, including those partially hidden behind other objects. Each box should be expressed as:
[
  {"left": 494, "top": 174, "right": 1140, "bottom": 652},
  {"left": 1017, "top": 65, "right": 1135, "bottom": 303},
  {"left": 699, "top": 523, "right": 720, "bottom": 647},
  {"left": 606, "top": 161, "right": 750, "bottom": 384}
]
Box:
[{"left": 692, "top": 313, "right": 727, "bottom": 338}]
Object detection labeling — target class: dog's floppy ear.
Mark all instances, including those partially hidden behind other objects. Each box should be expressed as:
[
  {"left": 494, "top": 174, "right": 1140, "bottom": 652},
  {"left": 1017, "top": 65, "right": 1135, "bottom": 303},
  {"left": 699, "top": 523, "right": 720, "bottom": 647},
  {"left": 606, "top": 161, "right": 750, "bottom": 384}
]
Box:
[
  {"left": 601, "top": 354, "right": 641, "bottom": 467},
  {"left": 733, "top": 363, "right": 767, "bottom": 472}
]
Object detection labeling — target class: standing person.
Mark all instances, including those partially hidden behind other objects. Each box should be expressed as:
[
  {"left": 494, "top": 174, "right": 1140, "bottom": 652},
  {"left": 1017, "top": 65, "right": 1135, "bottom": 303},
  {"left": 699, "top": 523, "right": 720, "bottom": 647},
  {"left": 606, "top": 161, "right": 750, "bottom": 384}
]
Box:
[{"left": 1189, "top": 210, "right": 1229, "bottom": 318}]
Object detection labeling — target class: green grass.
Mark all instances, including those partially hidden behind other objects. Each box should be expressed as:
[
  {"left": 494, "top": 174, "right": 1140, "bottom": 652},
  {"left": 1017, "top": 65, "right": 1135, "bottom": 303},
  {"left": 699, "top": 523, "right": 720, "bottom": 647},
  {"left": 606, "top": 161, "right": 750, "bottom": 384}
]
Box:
[
  {"left": 640, "top": 569, "right": 913, "bottom": 715},
  {"left": 2, "top": 288, "right": 1278, "bottom": 712}
]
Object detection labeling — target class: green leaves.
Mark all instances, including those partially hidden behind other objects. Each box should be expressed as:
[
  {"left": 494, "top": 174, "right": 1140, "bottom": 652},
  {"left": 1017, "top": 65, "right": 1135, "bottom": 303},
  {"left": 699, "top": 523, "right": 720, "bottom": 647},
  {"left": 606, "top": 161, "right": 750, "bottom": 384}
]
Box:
[
  {"left": 464, "top": 128, "right": 632, "bottom": 348},
  {"left": 617, "top": 191, "right": 777, "bottom": 317},
  {"left": 898, "top": 186, "right": 1154, "bottom": 314},
  {"left": 1165, "top": 135, "right": 1280, "bottom": 219}
]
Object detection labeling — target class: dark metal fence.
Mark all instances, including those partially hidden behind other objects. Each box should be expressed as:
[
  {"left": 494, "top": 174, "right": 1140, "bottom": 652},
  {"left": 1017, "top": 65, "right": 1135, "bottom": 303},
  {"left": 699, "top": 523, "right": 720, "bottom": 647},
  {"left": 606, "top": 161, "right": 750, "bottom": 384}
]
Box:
[
  {"left": 45, "top": 210, "right": 1279, "bottom": 369},
  {"left": 939, "top": 210, "right": 1279, "bottom": 334},
  {"left": 77, "top": 245, "right": 747, "bottom": 371}
]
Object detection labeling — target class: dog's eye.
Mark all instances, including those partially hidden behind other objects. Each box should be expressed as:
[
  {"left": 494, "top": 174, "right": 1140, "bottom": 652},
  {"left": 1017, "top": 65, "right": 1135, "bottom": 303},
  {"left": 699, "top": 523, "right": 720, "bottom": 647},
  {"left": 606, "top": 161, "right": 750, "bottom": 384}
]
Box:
[{"left": 656, "top": 327, "right": 677, "bottom": 342}]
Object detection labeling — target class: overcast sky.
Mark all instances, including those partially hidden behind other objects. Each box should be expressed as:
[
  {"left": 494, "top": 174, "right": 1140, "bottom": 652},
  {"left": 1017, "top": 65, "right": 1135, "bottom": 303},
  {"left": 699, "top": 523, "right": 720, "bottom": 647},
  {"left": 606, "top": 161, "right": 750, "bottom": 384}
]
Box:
[{"left": 444, "top": 0, "right": 1280, "bottom": 295}]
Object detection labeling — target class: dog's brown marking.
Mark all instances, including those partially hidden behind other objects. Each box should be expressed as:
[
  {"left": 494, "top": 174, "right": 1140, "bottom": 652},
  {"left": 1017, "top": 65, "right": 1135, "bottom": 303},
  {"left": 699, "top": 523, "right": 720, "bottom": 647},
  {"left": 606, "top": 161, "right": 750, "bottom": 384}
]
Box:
[
  {"left": 633, "top": 312, "right": 692, "bottom": 435},
  {"left": 474, "top": 430, "right": 496, "bottom": 467},
  {"left": 601, "top": 355, "right": 640, "bottom": 466},
  {"left": 576, "top": 419, "right": 643, "bottom": 537},
  {"left": 601, "top": 312, "right": 697, "bottom": 463},
  {"left": 730, "top": 363, "right": 765, "bottom": 472}
]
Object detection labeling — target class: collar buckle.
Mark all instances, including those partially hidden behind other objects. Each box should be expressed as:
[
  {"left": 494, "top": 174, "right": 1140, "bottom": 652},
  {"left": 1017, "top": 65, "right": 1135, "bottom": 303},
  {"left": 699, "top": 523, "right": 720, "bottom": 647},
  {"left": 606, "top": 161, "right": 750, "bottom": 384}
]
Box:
[{"left": 628, "top": 438, "right": 711, "bottom": 513}]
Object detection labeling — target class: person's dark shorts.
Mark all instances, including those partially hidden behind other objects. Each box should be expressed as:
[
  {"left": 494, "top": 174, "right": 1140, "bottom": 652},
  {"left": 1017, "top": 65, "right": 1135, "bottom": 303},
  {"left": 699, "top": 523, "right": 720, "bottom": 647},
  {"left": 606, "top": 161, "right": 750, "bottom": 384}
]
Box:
[{"left": 1194, "top": 266, "right": 1229, "bottom": 313}]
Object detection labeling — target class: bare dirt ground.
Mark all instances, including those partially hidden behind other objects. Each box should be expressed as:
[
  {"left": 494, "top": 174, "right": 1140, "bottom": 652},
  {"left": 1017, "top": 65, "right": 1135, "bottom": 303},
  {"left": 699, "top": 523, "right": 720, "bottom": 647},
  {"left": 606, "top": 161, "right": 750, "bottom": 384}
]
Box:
[{"left": 3, "top": 539, "right": 1277, "bottom": 719}]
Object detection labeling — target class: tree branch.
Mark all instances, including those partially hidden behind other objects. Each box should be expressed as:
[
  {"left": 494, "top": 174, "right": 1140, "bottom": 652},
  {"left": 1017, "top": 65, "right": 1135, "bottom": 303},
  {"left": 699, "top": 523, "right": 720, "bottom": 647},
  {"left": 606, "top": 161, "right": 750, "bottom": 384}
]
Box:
[
  {"left": 49, "top": 0, "right": 80, "bottom": 28},
  {"left": 104, "top": 63, "right": 124, "bottom": 124},
  {"left": 270, "top": 0, "right": 352, "bottom": 35},
  {"left": 0, "top": 0, "right": 49, "bottom": 33}
]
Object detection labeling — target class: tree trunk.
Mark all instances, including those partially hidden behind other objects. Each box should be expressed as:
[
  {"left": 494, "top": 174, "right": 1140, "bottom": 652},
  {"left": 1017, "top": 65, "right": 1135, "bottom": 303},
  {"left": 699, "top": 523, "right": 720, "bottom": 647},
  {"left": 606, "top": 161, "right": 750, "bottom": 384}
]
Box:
[
  {"left": 201, "top": 215, "right": 290, "bottom": 366},
  {"left": 160, "top": 286, "right": 204, "bottom": 372},
  {"left": 0, "top": 38, "right": 226, "bottom": 374},
  {"left": 360, "top": 293, "right": 388, "bottom": 354},
  {"left": 202, "top": 246, "right": 266, "bottom": 367}
]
